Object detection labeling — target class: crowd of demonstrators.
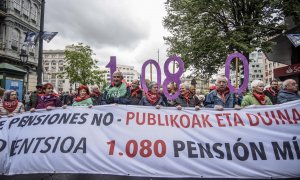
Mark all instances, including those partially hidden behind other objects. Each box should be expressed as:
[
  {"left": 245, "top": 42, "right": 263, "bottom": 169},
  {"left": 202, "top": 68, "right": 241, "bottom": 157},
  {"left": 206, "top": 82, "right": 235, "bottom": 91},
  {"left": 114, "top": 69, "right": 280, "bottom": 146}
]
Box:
[
  {"left": 204, "top": 75, "right": 242, "bottom": 110},
  {"left": 0, "top": 70, "right": 299, "bottom": 116},
  {"left": 241, "top": 80, "right": 272, "bottom": 107},
  {"left": 0, "top": 90, "right": 25, "bottom": 117},
  {"left": 263, "top": 80, "right": 280, "bottom": 104},
  {"left": 139, "top": 81, "right": 166, "bottom": 108},
  {"left": 71, "top": 85, "right": 93, "bottom": 107},
  {"left": 102, "top": 71, "right": 131, "bottom": 105},
  {"left": 277, "top": 79, "right": 300, "bottom": 104}
]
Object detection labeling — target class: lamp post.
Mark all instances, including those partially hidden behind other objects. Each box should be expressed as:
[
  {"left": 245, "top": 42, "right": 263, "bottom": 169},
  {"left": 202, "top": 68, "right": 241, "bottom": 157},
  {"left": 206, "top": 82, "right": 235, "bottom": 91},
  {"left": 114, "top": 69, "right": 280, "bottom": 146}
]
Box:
[
  {"left": 37, "top": 0, "right": 45, "bottom": 84},
  {"left": 20, "top": 46, "right": 29, "bottom": 94}
]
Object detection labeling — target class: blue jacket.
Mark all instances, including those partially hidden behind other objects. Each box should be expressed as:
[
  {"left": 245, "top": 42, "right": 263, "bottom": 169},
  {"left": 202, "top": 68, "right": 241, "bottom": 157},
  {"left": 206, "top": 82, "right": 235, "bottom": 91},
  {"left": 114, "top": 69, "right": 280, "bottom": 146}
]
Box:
[
  {"left": 277, "top": 90, "right": 300, "bottom": 104},
  {"left": 204, "top": 90, "right": 242, "bottom": 108}
]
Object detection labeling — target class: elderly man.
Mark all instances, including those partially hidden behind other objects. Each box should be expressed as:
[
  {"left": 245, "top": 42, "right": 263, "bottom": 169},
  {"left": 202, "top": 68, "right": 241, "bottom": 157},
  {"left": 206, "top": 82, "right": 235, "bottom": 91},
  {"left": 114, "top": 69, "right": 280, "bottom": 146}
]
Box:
[
  {"left": 102, "top": 71, "right": 131, "bottom": 104},
  {"left": 264, "top": 80, "right": 280, "bottom": 104},
  {"left": 277, "top": 79, "right": 300, "bottom": 104},
  {"left": 175, "top": 83, "right": 201, "bottom": 110},
  {"left": 29, "top": 83, "right": 43, "bottom": 110},
  {"left": 129, "top": 79, "right": 143, "bottom": 105},
  {"left": 204, "top": 75, "right": 241, "bottom": 110}
]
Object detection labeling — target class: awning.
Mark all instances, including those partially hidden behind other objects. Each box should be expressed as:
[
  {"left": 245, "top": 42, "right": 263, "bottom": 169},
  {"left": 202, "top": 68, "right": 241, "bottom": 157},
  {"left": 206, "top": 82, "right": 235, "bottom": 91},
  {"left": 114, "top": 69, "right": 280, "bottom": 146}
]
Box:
[
  {"left": 274, "top": 63, "right": 300, "bottom": 77},
  {"left": 0, "top": 63, "right": 27, "bottom": 74}
]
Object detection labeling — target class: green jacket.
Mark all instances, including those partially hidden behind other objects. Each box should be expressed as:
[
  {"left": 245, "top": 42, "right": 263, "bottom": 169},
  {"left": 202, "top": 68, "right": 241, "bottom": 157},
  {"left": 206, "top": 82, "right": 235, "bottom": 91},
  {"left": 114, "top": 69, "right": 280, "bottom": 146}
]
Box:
[
  {"left": 241, "top": 94, "right": 272, "bottom": 107},
  {"left": 72, "top": 98, "right": 93, "bottom": 106}
]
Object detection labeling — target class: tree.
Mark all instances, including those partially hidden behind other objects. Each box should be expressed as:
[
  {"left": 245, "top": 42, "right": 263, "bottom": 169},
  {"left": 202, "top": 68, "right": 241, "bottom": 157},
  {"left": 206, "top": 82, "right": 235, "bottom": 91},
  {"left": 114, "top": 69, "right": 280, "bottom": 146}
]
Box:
[
  {"left": 163, "top": 0, "right": 299, "bottom": 77},
  {"left": 58, "top": 43, "right": 106, "bottom": 87}
]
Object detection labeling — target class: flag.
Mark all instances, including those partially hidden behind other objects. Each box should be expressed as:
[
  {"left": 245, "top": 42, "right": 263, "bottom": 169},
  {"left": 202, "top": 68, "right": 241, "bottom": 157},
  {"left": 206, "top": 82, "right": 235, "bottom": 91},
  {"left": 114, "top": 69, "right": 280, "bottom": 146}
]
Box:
[
  {"left": 41, "top": 31, "right": 58, "bottom": 43},
  {"left": 24, "top": 32, "right": 39, "bottom": 46},
  {"left": 286, "top": 34, "right": 300, "bottom": 47}
]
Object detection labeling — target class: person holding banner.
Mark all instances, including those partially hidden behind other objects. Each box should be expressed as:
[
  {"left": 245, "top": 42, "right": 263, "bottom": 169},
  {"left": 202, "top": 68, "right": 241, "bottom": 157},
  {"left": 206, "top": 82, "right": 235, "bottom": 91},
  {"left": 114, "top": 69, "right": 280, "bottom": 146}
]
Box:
[
  {"left": 29, "top": 83, "right": 43, "bottom": 111},
  {"left": 241, "top": 80, "right": 272, "bottom": 107},
  {"left": 204, "top": 75, "right": 241, "bottom": 110},
  {"left": 129, "top": 79, "right": 143, "bottom": 105},
  {"left": 139, "top": 81, "right": 166, "bottom": 108},
  {"left": 264, "top": 80, "right": 280, "bottom": 104},
  {"left": 72, "top": 85, "right": 93, "bottom": 107},
  {"left": 102, "top": 71, "right": 131, "bottom": 105},
  {"left": 90, "top": 85, "right": 102, "bottom": 106},
  {"left": 175, "top": 83, "right": 201, "bottom": 110},
  {"left": 277, "top": 79, "right": 300, "bottom": 104},
  {"left": 31, "top": 83, "right": 63, "bottom": 111},
  {"left": 0, "top": 90, "right": 25, "bottom": 117}
]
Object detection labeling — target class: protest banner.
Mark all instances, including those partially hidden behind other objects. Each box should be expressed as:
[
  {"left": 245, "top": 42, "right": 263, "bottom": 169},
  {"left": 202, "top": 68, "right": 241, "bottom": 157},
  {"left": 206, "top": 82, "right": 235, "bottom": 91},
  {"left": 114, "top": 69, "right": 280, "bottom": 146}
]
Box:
[{"left": 0, "top": 100, "right": 300, "bottom": 178}]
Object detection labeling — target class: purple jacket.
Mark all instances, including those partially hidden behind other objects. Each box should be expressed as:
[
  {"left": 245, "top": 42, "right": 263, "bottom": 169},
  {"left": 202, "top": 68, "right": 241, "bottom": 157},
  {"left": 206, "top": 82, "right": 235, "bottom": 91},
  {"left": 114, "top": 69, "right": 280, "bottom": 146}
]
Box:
[{"left": 36, "top": 95, "right": 63, "bottom": 109}]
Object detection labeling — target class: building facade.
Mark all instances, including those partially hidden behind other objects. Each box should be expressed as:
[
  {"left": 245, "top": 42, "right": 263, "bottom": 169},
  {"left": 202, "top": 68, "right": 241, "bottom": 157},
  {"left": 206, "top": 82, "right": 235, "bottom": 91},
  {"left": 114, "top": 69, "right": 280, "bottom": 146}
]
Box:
[
  {"left": 0, "top": 0, "right": 41, "bottom": 96},
  {"left": 262, "top": 54, "right": 287, "bottom": 85},
  {"left": 43, "top": 49, "right": 72, "bottom": 93},
  {"left": 104, "top": 64, "right": 140, "bottom": 84}
]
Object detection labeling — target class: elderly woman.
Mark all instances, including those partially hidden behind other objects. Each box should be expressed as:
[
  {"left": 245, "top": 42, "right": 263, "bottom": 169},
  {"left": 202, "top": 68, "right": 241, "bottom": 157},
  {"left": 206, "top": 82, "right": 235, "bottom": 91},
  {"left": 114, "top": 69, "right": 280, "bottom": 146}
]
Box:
[
  {"left": 0, "top": 90, "right": 25, "bottom": 117},
  {"left": 90, "top": 85, "right": 102, "bottom": 105},
  {"left": 72, "top": 85, "right": 93, "bottom": 107},
  {"left": 241, "top": 80, "right": 272, "bottom": 107},
  {"left": 139, "top": 81, "right": 166, "bottom": 109},
  {"left": 31, "top": 83, "right": 63, "bottom": 111}
]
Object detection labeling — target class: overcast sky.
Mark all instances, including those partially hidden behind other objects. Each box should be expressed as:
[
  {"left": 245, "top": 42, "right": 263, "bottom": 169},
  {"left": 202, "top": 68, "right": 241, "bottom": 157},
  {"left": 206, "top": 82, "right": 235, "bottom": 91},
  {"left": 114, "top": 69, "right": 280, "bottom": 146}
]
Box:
[{"left": 44, "top": 0, "right": 170, "bottom": 78}]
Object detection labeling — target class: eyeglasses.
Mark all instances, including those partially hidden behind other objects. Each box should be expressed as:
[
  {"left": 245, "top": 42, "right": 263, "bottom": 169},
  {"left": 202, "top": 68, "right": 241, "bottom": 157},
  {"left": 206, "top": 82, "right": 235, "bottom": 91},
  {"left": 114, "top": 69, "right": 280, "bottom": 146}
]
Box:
[{"left": 113, "top": 76, "right": 121, "bottom": 78}]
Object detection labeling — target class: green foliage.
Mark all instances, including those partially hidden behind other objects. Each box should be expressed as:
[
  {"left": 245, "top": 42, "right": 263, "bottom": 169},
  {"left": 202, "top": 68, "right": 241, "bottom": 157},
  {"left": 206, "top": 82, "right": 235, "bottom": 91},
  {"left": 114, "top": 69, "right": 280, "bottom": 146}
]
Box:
[
  {"left": 163, "top": 0, "right": 298, "bottom": 77},
  {"left": 58, "top": 43, "right": 105, "bottom": 87}
]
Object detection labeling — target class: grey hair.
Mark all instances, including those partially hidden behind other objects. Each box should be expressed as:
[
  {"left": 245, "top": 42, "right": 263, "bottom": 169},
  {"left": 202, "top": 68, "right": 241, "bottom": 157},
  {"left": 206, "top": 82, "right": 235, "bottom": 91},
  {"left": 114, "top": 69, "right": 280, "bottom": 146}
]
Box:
[
  {"left": 3, "top": 90, "right": 16, "bottom": 101},
  {"left": 90, "top": 85, "right": 99, "bottom": 91},
  {"left": 148, "top": 81, "right": 158, "bottom": 89},
  {"left": 282, "top": 79, "right": 292, "bottom": 89},
  {"left": 113, "top": 71, "right": 123, "bottom": 79},
  {"left": 216, "top": 75, "right": 228, "bottom": 84},
  {"left": 251, "top": 80, "right": 264, "bottom": 89},
  {"left": 180, "top": 83, "right": 189, "bottom": 90}
]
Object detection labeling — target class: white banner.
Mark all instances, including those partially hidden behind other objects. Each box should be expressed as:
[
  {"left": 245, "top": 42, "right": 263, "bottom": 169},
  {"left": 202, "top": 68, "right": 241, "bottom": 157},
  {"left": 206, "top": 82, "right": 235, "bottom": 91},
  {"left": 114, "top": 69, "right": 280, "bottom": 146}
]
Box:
[{"left": 1, "top": 100, "right": 300, "bottom": 178}]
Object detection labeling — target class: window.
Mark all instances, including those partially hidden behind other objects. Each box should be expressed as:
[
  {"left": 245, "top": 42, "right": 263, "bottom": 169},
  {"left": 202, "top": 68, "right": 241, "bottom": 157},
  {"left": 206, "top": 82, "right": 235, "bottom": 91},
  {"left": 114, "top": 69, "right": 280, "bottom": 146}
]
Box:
[
  {"left": 51, "top": 74, "right": 56, "bottom": 79},
  {"left": 14, "top": 0, "right": 21, "bottom": 13},
  {"left": 59, "top": 67, "right": 63, "bottom": 71},
  {"left": 22, "top": 0, "right": 30, "bottom": 18},
  {"left": 30, "top": 4, "right": 38, "bottom": 23},
  {"left": 11, "top": 29, "right": 20, "bottom": 50}
]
